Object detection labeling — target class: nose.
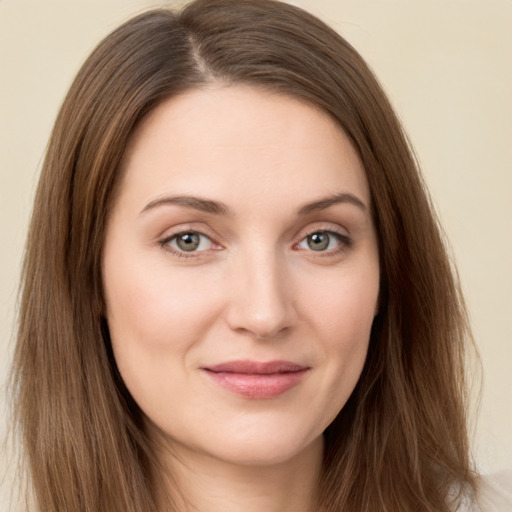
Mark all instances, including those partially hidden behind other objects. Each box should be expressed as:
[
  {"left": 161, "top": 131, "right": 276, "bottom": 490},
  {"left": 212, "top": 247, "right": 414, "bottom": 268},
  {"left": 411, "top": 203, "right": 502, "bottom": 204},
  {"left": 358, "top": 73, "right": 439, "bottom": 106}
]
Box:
[{"left": 225, "top": 248, "right": 297, "bottom": 340}]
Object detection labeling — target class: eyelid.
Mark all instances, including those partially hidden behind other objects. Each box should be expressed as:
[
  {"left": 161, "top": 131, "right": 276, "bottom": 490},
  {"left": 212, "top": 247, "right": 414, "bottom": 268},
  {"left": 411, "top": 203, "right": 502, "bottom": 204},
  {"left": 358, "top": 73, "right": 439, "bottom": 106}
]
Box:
[
  {"left": 293, "top": 224, "right": 352, "bottom": 255},
  {"left": 158, "top": 226, "right": 223, "bottom": 259},
  {"left": 156, "top": 222, "right": 352, "bottom": 259},
  {"left": 295, "top": 223, "right": 350, "bottom": 243},
  {"left": 168, "top": 232, "right": 211, "bottom": 251}
]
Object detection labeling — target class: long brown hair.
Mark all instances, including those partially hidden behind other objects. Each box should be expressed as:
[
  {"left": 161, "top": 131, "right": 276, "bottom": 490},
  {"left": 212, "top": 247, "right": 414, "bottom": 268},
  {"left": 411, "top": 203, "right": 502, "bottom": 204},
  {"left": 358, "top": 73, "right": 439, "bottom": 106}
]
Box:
[{"left": 11, "top": 1, "right": 477, "bottom": 510}]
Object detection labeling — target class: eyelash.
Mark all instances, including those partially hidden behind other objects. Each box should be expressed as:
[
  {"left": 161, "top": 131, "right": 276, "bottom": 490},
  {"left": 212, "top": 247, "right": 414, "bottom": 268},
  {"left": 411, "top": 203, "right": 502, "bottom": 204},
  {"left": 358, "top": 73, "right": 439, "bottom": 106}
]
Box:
[
  {"left": 158, "top": 227, "right": 352, "bottom": 260},
  {"left": 159, "top": 231, "right": 219, "bottom": 260},
  {"left": 294, "top": 228, "right": 352, "bottom": 256}
]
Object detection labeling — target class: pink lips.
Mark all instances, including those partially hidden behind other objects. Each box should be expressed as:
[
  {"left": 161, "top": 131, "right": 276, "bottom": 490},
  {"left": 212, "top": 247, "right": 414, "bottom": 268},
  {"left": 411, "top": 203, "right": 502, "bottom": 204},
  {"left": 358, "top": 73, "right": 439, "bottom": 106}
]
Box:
[{"left": 202, "top": 360, "right": 309, "bottom": 399}]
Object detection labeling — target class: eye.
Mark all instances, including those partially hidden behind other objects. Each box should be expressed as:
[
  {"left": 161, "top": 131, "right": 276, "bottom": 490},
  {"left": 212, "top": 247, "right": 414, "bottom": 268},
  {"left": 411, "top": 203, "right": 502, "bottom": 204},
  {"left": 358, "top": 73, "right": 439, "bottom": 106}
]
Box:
[
  {"left": 297, "top": 230, "right": 346, "bottom": 252},
  {"left": 164, "top": 231, "right": 214, "bottom": 253}
]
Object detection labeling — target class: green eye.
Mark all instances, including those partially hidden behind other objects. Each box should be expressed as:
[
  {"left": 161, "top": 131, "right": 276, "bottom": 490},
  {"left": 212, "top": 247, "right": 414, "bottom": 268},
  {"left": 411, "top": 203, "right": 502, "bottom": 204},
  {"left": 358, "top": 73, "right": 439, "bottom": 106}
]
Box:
[
  {"left": 306, "top": 232, "right": 330, "bottom": 251},
  {"left": 176, "top": 233, "right": 200, "bottom": 251},
  {"left": 166, "top": 232, "right": 212, "bottom": 252},
  {"left": 297, "top": 231, "right": 345, "bottom": 252}
]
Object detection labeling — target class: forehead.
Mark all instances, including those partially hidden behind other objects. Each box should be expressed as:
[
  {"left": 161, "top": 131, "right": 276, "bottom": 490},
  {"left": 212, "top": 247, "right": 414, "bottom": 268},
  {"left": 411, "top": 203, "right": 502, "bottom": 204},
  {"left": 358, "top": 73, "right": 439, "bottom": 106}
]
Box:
[{"left": 117, "top": 85, "right": 370, "bottom": 213}]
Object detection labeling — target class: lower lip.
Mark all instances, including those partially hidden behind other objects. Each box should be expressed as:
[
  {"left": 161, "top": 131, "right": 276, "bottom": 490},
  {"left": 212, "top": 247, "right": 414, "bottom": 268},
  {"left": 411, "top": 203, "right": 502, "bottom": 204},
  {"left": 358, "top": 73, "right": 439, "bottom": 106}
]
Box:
[{"left": 203, "top": 369, "right": 308, "bottom": 399}]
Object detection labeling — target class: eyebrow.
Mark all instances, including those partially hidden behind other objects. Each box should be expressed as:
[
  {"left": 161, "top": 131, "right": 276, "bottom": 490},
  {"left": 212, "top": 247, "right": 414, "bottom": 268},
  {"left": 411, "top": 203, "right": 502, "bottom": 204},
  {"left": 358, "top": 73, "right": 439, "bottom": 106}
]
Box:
[
  {"left": 140, "top": 192, "right": 367, "bottom": 217},
  {"left": 140, "top": 195, "right": 231, "bottom": 216},
  {"left": 297, "top": 193, "right": 367, "bottom": 215}
]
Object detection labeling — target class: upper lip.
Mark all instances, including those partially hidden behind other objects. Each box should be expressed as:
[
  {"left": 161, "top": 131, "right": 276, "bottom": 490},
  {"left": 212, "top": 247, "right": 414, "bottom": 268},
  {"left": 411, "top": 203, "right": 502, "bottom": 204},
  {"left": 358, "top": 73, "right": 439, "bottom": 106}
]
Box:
[{"left": 203, "top": 360, "right": 309, "bottom": 375}]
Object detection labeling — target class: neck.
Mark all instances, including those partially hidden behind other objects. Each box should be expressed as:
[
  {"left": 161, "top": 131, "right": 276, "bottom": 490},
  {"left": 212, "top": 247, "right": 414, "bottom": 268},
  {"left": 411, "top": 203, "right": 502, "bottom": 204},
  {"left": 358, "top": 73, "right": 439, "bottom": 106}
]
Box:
[{"left": 154, "top": 436, "right": 324, "bottom": 512}]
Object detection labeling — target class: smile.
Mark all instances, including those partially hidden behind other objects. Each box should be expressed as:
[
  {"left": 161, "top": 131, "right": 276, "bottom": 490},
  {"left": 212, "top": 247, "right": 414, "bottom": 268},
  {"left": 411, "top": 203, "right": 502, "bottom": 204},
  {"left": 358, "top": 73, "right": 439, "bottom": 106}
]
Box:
[{"left": 201, "top": 360, "right": 310, "bottom": 399}]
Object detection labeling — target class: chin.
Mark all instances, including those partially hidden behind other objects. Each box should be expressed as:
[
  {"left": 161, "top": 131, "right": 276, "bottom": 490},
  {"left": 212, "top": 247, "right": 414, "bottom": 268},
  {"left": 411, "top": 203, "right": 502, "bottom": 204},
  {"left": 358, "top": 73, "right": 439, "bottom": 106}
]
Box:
[{"left": 200, "top": 430, "right": 323, "bottom": 468}]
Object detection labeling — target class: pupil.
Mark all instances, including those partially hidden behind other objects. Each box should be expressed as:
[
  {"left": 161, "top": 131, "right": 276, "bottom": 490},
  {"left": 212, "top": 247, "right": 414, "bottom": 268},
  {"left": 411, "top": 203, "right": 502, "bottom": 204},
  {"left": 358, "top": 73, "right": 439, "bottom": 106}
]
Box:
[
  {"left": 308, "top": 232, "right": 329, "bottom": 251},
  {"left": 177, "top": 233, "right": 200, "bottom": 251}
]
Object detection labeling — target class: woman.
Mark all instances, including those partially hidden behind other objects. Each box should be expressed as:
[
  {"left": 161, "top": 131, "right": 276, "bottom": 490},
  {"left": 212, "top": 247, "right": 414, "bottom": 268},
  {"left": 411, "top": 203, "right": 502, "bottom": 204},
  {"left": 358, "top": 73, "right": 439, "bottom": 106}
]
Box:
[{"left": 10, "top": 0, "right": 509, "bottom": 511}]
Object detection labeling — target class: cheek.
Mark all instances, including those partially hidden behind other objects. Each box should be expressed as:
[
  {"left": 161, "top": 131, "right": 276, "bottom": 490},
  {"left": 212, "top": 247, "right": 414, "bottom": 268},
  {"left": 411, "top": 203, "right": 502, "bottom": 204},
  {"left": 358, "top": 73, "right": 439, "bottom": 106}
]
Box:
[
  {"left": 300, "top": 262, "right": 379, "bottom": 410},
  {"left": 302, "top": 259, "right": 379, "bottom": 344},
  {"left": 102, "top": 255, "right": 228, "bottom": 411},
  {"left": 104, "top": 260, "right": 223, "bottom": 352},
  {"left": 102, "top": 259, "right": 227, "bottom": 420}
]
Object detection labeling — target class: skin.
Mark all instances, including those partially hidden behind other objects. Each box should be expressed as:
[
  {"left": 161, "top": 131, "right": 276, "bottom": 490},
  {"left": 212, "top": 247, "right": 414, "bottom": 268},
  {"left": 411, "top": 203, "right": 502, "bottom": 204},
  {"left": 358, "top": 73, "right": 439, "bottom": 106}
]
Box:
[{"left": 102, "top": 85, "right": 380, "bottom": 512}]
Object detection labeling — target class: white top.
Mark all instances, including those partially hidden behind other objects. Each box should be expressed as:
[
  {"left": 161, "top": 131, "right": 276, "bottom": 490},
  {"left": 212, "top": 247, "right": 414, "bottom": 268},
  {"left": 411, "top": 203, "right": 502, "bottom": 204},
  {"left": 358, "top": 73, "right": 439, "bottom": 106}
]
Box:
[{"left": 462, "top": 471, "right": 512, "bottom": 511}]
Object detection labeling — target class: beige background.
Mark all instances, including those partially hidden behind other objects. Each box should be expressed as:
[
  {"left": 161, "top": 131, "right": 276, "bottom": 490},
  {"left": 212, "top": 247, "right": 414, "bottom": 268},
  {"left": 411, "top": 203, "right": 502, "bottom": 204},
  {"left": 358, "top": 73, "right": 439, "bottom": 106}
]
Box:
[{"left": 1, "top": 0, "right": 510, "bottom": 498}]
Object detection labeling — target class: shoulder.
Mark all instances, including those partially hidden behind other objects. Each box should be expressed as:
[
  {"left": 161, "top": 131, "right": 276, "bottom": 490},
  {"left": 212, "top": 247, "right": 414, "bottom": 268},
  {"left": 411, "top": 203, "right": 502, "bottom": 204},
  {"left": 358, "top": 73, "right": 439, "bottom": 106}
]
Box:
[{"left": 461, "top": 470, "right": 512, "bottom": 512}]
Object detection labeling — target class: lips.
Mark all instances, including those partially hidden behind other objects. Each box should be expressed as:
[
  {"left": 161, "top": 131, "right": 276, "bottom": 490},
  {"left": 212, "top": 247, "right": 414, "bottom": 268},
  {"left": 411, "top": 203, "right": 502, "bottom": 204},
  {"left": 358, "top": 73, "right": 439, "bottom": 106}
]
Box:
[{"left": 201, "top": 360, "right": 309, "bottom": 399}]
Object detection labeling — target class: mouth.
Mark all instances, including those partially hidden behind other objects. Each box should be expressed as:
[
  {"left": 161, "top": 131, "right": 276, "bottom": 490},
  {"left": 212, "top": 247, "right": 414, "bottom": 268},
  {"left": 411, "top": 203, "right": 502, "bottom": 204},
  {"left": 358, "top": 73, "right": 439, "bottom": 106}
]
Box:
[{"left": 201, "top": 360, "right": 310, "bottom": 399}]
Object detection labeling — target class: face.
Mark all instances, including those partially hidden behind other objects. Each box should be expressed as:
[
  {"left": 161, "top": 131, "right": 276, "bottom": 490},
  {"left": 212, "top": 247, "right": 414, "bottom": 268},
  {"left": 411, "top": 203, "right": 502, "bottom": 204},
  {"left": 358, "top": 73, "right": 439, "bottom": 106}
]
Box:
[{"left": 102, "top": 86, "right": 379, "bottom": 468}]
